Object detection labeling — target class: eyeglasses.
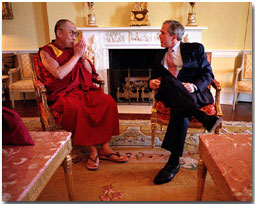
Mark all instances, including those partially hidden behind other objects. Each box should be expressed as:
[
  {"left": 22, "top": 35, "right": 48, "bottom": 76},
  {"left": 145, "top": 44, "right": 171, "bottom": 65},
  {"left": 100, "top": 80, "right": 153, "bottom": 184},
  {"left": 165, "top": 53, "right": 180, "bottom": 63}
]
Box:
[
  {"left": 59, "top": 29, "right": 79, "bottom": 37},
  {"left": 68, "top": 30, "right": 79, "bottom": 37}
]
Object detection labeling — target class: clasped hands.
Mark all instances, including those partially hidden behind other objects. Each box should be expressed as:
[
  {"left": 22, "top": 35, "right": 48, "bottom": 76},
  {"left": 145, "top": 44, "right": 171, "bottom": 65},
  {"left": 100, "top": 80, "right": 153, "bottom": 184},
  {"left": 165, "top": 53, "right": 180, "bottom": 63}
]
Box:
[
  {"left": 149, "top": 79, "right": 195, "bottom": 93},
  {"left": 74, "top": 38, "right": 103, "bottom": 82},
  {"left": 74, "top": 38, "right": 86, "bottom": 59}
]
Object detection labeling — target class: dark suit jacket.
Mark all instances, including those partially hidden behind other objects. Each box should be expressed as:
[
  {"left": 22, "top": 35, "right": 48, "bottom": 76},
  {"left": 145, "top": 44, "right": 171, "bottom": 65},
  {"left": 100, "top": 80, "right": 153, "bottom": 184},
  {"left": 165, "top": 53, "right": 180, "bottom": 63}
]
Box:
[{"left": 150, "top": 42, "right": 214, "bottom": 107}]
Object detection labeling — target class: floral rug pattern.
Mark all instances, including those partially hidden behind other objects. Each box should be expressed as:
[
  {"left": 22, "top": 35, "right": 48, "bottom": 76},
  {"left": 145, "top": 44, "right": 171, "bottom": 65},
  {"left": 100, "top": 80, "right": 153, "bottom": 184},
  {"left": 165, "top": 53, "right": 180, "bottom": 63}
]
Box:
[{"left": 22, "top": 118, "right": 252, "bottom": 171}]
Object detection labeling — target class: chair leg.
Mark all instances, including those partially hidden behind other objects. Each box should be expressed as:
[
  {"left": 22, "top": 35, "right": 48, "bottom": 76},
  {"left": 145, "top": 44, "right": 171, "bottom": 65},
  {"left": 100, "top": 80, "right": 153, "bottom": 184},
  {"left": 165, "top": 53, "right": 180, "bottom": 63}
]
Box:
[
  {"left": 197, "top": 159, "right": 207, "bottom": 201},
  {"left": 214, "top": 120, "right": 222, "bottom": 134},
  {"left": 151, "top": 122, "right": 156, "bottom": 148},
  {"left": 10, "top": 91, "right": 15, "bottom": 109},
  {"left": 62, "top": 155, "right": 74, "bottom": 201},
  {"left": 232, "top": 92, "right": 236, "bottom": 110}
]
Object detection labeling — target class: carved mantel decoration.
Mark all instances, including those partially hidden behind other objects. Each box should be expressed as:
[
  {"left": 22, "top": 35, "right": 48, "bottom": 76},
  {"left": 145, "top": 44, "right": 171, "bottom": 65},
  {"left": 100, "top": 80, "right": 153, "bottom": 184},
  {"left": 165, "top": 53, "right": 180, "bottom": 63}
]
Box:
[
  {"left": 78, "top": 26, "right": 207, "bottom": 94},
  {"left": 130, "top": 2, "right": 150, "bottom": 26}
]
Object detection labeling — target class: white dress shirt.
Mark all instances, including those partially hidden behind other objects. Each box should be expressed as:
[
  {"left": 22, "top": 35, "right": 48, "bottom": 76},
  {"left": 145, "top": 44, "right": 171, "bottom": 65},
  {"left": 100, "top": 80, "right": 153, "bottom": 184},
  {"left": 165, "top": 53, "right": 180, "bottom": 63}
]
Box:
[
  {"left": 161, "top": 41, "right": 197, "bottom": 91},
  {"left": 161, "top": 41, "right": 183, "bottom": 75}
]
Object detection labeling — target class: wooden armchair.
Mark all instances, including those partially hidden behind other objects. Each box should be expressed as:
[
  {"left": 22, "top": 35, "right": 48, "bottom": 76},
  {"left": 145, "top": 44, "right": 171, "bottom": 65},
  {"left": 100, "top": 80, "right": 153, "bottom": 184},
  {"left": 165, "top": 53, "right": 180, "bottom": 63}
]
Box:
[
  {"left": 232, "top": 51, "right": 252, "bottom": 110},
  {"left": 30, "top": 53, "right": 105, "bottom": 131},
  {"left": 151, "top": 52, "right": 223, "bottom": 148},
  {"left": 30, "top": 53, "right": 59, "bottom": 131}
]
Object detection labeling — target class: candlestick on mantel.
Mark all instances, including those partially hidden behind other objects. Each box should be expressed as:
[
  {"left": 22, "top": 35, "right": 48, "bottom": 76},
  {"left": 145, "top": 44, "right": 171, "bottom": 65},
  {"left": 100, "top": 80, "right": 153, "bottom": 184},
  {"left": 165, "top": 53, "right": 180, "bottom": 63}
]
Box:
[
  {"left": 87, "top": 2, "right": 98, "bottom": 27},
  {"left": 186, "top": 2, "right": 197, "bottom": 27}
]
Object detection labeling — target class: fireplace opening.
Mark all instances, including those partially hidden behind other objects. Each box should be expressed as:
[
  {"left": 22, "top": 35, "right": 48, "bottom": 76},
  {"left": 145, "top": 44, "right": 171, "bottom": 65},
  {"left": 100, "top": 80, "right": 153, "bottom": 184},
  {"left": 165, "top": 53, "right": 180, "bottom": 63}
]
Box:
[{"left": 108, "top": 49, "right": 160, "bottom": 104}]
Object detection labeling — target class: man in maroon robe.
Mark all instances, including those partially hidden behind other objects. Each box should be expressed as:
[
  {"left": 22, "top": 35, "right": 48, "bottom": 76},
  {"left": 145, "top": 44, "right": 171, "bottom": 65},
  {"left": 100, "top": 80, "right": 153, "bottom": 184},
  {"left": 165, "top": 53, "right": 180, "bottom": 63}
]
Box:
[{"left": 38, "top": 19, "right": 128, "bottom": 170}]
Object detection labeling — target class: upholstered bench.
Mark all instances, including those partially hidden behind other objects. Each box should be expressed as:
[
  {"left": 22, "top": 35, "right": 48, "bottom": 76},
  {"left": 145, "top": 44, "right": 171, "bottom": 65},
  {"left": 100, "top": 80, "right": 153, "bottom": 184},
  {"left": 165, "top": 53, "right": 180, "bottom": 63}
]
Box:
[
  {"left": 197, "top": 134, "right": 252, "bottom": 201},
  {"left": 2, "top": 131, "right": 74, "bottom": 201}
]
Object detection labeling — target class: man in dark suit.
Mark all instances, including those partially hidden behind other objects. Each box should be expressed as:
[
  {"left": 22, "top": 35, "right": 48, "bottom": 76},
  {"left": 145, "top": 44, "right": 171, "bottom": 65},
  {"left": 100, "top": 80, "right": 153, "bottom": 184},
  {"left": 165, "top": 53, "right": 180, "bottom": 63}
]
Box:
[{"left": 149, "top": 20, "right": 222, "bottom": 185}]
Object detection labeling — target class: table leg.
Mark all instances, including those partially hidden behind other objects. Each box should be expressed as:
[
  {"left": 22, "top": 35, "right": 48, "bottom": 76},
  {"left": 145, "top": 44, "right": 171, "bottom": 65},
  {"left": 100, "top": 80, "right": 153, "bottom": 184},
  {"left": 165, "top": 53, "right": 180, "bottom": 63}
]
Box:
[
  {"left": 62, "top": 154, "right": 74, "bottom": 201},
  {"left": 197, "top": 159, "right": 207, "bottom": 201}
]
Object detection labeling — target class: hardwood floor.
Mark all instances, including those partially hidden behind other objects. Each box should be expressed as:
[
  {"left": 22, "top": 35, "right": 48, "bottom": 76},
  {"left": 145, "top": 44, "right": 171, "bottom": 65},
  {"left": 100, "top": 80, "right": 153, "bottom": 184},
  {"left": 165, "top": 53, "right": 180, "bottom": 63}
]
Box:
[{"left": 2, "top": 99, "right": 252, "bottom": 122}]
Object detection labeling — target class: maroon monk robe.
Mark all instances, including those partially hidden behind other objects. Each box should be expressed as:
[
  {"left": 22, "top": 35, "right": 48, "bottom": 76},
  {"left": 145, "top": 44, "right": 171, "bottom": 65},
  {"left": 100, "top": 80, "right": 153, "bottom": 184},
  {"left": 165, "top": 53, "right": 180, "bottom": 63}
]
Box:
[{"left": 38, "top": 42, "right": 119, "bottom": 146}]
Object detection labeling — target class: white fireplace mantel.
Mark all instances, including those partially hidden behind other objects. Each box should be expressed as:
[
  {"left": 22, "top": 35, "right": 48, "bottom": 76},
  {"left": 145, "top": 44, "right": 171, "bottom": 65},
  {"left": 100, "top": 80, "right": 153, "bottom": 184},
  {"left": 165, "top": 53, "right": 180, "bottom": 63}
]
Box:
[{"left": 78, "top": 26, "right": 207, "bottom": 94}]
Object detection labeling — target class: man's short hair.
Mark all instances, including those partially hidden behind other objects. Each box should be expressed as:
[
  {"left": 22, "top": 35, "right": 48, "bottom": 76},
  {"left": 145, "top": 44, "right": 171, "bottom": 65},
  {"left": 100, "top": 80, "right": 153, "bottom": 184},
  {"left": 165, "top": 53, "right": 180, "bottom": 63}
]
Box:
[
  {"left": 54, "top": 19, "right": 72, "bottom": 34},
  {"left": 163, "top": 20, "right": 185, "bottom": 41}
]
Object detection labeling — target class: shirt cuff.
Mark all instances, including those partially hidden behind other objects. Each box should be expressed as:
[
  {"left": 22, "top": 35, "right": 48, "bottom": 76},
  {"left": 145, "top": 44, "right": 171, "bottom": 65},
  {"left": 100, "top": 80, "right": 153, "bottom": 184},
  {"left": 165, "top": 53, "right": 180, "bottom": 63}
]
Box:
[{"left": 192, "top": 83, "right": 198, "bottom": 92}]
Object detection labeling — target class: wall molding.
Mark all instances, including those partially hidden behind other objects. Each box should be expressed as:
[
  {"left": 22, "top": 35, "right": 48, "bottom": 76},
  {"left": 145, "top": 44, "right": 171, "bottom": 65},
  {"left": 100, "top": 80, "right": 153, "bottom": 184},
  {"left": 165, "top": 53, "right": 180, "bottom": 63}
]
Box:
[
  {"left": 2, "top": 50, "right": 37, "bottom": 54},
  {"left": 211, "top": 87, "right": 252, "bottom": 105},
  {"left": 209, "top": 50, "right": 242, "bottom": 58}
]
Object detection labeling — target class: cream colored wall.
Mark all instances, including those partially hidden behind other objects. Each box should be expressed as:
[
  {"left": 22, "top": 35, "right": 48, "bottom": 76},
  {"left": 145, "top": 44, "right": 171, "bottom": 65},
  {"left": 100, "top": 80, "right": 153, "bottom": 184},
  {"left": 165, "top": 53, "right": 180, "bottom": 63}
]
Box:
[
  {"left": 182, "top": 2, "right": 252, "bottom": 50},
  {"left": 2, "top": 2, "right": 252, "bottom": 91},
  {"left": 2, "top": 2, "right": 49, "bottom": 50}
]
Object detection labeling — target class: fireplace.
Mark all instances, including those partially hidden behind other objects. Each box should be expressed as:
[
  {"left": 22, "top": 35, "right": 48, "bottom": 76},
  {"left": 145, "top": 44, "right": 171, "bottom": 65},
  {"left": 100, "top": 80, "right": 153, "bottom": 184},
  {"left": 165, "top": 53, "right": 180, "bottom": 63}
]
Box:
[
  {"left": 78, "top": 26, "right": 207, "bottom": 98},
  {"left": 108, "top": 49, "right": 159, "bottom": 103}
]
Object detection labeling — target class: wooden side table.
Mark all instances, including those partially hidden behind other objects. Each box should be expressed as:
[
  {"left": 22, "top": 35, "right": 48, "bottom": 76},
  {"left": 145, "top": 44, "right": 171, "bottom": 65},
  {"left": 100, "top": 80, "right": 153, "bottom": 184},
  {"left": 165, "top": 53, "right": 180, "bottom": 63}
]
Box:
[
  {"left": 2, "top": 131, "right": 74, "bottom": 201},
  {"left": 2, "top": 75, "right": 10, "bottom": 101},
  {"left": 197, "top": 134, "right": 252, "bottom": 201}
]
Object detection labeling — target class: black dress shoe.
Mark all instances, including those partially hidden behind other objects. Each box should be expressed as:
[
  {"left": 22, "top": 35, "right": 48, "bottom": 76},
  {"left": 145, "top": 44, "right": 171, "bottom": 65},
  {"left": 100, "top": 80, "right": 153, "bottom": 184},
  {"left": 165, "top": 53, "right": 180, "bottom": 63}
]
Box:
[
  {"left": 204, "top": 115, "right": 222, "bottom": 133},
  {"left": 154, "top": 163, "right": 180, "bottom": 185}
]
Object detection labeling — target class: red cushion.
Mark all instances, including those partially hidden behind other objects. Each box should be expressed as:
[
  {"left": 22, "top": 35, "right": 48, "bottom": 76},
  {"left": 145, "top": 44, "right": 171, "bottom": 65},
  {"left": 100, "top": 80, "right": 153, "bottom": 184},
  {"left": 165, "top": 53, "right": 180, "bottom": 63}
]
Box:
[
  {"left": 156, "top": 101, "right": 170, "bottom": 115},
  {"left": 2, "top": 107, "right": 34, "bottom": 145},
  {"left": 200, "top": 104, "right": 216, "bottom": 115},
  {"left": 156, "top": 101, "right": 216, "bottom": 123}
]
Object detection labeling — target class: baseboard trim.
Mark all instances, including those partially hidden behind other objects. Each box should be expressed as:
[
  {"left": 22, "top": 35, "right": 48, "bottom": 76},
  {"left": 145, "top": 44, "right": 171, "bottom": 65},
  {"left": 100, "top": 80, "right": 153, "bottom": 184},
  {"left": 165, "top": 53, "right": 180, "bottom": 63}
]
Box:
[{"left": 211, "top": 87, "right": 252, "bottom": 105}]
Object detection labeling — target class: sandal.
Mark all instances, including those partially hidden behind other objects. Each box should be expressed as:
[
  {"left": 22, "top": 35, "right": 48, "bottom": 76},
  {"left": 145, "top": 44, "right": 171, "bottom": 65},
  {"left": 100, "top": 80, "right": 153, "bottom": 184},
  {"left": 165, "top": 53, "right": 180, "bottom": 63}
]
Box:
[
  {"left": 86, "top": 155, "right": 99, "bottom": 171},
  {"left": 99, "top": 152, "right": 129, "bottom": 163}
]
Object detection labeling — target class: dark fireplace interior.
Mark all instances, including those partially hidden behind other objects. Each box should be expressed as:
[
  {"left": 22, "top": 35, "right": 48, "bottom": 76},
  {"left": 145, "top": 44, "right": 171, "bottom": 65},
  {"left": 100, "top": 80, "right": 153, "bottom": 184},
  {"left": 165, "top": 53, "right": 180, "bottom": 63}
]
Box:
[{"left": 108, "top": 49, "right": 160, "bottom": 104}]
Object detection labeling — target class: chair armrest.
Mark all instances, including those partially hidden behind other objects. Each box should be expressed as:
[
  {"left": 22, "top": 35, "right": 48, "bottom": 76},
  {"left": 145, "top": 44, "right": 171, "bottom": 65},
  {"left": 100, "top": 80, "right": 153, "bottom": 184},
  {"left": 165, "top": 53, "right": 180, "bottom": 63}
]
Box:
[
  {"left": 33, "top": 80, "right": 57, "bottom": 131},
  {"left": 233, "top": 67, "right": 242, "bottom": 89},
  {"left": 8, "top": 67, "right": 19, "bottom": 74},
  {"left": 92, "top": 78, "right": 105, "bottom": 91},
  {"left": 210, "top": 79, "right": 221, "bottom": 92},
  {"left": 8, "top": 68, "right": 20, "bottom": 84},
  {"left": 34, "top": 80, "right": 47, "bottom": 92},
  {"left": 210, "top": 79, "right": 223, "bottom": 117},
  {"left": 235, "top": 67, "right": 242, "bottom": 75},
  {"left": 92, "top": 78, "right": 105, "bottom": 85}
]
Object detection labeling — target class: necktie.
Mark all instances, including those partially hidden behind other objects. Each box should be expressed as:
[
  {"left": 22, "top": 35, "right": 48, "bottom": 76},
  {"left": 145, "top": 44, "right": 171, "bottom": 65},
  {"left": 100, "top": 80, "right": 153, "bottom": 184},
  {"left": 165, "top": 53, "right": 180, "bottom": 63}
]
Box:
[{"left": 167, "top": 50, "right": 177, "bottom": 77}]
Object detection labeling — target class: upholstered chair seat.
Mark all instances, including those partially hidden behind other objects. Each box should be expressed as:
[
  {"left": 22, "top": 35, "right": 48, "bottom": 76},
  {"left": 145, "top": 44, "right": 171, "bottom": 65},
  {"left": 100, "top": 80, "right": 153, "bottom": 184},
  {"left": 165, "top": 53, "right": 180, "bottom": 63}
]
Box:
[
  {"left": 235, "top": 80, "right": 252, "bottom": 92},
  {"left": 9, "top": 79, "right": 34, "bottom": 90},
  {"left": 156, "top": 101, "right": 216, "bottom": 124}
]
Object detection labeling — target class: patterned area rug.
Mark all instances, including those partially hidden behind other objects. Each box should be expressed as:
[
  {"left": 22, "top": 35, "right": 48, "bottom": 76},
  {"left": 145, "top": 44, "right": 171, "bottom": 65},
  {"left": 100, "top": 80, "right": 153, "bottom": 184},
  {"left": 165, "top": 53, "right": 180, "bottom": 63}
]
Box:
[{"left": 22, "top": 118, "right": 252, "bottom": 171}]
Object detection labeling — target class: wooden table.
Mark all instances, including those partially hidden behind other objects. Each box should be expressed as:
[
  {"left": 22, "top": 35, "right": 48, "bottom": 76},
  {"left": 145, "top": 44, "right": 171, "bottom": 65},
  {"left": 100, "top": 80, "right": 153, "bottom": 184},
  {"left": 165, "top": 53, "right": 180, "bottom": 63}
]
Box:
[
  {"left": 2, "top": 75, "right": 10, "bottom": 101},
  {"left": 2, "top": 131, "right": 74, "bottom": 201},
  {"left": 197, "top": 134, "right": 252, "bottom": 201}
]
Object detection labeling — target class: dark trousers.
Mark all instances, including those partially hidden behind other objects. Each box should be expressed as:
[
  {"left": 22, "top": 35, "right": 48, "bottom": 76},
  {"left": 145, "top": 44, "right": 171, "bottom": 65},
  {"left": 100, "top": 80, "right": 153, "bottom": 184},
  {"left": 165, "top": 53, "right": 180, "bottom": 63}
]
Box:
[{"left": 156, "top": 75, "right": 202, "bottom": 157}]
